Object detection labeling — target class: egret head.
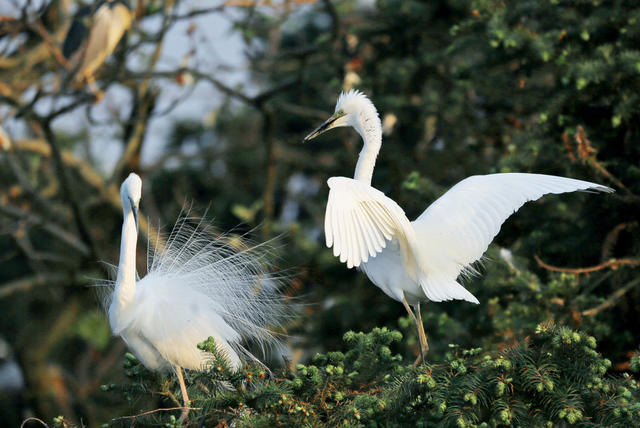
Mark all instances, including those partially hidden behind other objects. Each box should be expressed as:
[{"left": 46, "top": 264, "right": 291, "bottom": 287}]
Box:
[
  {"left": 120, "top": 173, "right": 142, "bottom": 227},
  {"left": 304, "top": 90, "right": 379, "bottom": 141},
  {"left": 304, "top": 89, "right": 380, "bottom": 141}
]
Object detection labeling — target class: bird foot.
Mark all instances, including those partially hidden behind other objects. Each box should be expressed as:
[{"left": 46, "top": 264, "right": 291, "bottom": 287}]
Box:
[
  {"left": 413, "top": 336, "right": 429, "bottom": 366},
  {"left": 413, "top": 346, "right": 429, "bottom": 366}
]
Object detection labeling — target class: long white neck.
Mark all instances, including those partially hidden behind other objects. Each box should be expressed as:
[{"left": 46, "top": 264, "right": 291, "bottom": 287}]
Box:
[
  {"left": 114, "top": 207, "right": 137, "bottom": 310},
  {"left": 353, "top": 109, "right": 382, "bottom": 185}
]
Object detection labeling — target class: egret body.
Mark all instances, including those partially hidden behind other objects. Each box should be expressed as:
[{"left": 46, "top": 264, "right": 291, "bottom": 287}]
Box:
[
  {"left": 108, "top": 173, "right": 288, "bottom": 418},
  {"left": 305, "top": 90, "right": 612, "bottom": 362}
]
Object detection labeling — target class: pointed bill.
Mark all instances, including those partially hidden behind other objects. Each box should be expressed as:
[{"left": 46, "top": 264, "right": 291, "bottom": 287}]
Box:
[{"left": 303, "top": 111, "right": 346, "bottom": 141}]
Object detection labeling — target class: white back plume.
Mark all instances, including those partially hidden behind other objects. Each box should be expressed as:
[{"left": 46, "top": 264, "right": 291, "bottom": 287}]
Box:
[
  {"left": 146, "top": 210, "right": 290, "bottom": 351},
  {"left": 104, "top": 205, "right": 291, "bottom": 373}
]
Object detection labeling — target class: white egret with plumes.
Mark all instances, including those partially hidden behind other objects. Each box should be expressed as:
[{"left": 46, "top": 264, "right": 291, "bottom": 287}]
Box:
[
  {"left": 304, "top": 90, "right": 613, "bottom": 363},
  {"left": 105, "top": 173, "right": 289, "bottom": 419}
]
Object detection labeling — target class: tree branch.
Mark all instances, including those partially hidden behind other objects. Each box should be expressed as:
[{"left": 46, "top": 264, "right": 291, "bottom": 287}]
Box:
[
  {"left": 3, "top": 149, "right": 61, "bottom": 219},
  {"left": 321, "top": 0, "right": 340, "bottom": 42},
  {"left": 109, "top": 0, "right": 176, "bottom": 183},
  {"left": 126, "top": 68, "right": 298, "bottom": 108},
  {"left": 110, "top": 406, "right": 202, "bottom": 423},
  {"left": 40, "top": 121, "right": 101, "bottom": 261},
  {"left": 535, "top": 255, "right": 640, "bottom": 275},
  {"left": 261, "top": 108, "right": 277, "bottom": 223},
  {"left": 0, "top": 272, "right": 92, "bottom": 298},
  {"left": 601, "top": 221, "right": 637, "bottom": 262},
  {"left": 573, "top": 125, "right": 638, "bottom": 202},
  {"left": 582, "top": 277, "right": 640, "bottom": 317},
  {"left": 10, "top": 138, "right": 163, "bottom": 250},
  {"left": 0, "top": 197, "right": 90, "bottom": 256}
]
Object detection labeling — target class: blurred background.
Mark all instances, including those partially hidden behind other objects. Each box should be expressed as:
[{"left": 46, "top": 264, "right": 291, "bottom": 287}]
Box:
[{"left": 0, "top": 0, "right": 638, "bottom": 425}]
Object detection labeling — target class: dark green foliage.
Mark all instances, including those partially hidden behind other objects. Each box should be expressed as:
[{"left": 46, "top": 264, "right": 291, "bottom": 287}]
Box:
[{"left": 98, "top": 325, "right": 638, "bottom": 427}]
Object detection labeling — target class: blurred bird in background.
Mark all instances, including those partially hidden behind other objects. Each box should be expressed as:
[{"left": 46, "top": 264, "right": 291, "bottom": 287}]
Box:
[{"left": 62, "top": 0, "right": 132, "bottom": 100}]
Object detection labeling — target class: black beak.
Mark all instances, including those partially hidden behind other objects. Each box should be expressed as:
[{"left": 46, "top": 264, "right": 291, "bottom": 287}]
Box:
[
  {"left": 303, "top": 111, "right": 345, "bottom": 142},
  {"left": 129, "top": 197, "right": 139, "bottom": 230}
]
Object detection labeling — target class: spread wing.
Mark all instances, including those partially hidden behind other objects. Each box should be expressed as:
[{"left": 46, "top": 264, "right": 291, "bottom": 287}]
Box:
[
  {"left": 413, "top": 173, "right": 613, "bottom": 302},
  {"left": 325, "top": 177, "right": 419, "bottom": 275}
]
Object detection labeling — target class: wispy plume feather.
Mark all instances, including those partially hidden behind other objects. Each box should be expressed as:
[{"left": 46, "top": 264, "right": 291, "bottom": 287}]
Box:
[{"left": 102, "top": 206, "right": 292, "bottom": 370}]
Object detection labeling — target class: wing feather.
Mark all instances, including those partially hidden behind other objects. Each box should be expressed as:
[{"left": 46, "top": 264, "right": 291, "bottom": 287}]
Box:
[
  {"left": 324, "top": 201, "right": 332, "bottom": 246},
  {"left": 413, "top": 173, "right": 612, "bottom": 302},
  {"left": 367, "top": 202, "right": 395, "bottom": 237},
  {"left": 347, "top": 210, "right": 359, "bottom": 268},
  {"left": 337, "top": 207, "right": 347, "bottom": 262},
  {"left": 353, "top": 210, "right": 368, "bottom": 262},
  {"left": 360, "top": 207, "right": 381, "bottom": 256},
  {"left": 325, "top": 177, "right": 418, "bottom": 272}
]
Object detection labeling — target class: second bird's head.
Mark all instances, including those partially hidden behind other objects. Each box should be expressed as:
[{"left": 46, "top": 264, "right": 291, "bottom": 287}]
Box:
[
  {"left": 120, "top": 173, "right": 142, "bottom": 228},
  {"left": 304, "top": 89, "right": 379, "bottom": 142}
]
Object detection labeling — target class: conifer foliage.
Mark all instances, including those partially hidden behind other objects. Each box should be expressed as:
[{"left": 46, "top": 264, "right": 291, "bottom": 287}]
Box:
[{"left": 90, "top": 323, "right": 638, "bottom": 427}]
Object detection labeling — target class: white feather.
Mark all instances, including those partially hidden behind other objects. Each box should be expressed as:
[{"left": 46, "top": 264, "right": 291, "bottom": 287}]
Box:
[
  {"left": 312, "top": 92, "right": 613, "bottom": 307},
  {"left": 105, "top": 204, "right": 290, "bottom": 373},
  {"left": 412, "top": 173, "right": 613, "bottom": 303}
]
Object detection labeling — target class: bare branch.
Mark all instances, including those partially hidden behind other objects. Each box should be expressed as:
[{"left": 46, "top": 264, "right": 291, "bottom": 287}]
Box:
[
  {"left": 3, "top": 149, "right": 61, "bottom": 218},
  {"left": 110, "top": 0, "right": 176, "bottom": 183},
  {"left": 0, "top": 272, "right": 92, "bottom": 299},
  {"left": 535, "top": 255, "right": 640, "bottom": 275},
  {"left": 261, "top": 108, "right": 277, "bottom": 223},
  {"left": 582, "top": 277, "right": 640, "bottom": 317},
  {"left": 573, "top": 126, "right": 637, "bottom": 200},
  {"left": 20, "top": 417, "right": 49, "bottom": 428},
  {"left": 601, "top": 221, "right": 637, "bottom": 262},
  {"left": 171, "top": 6, "right": 225, "bottom": 20},
  {"left": 0, "top": 198, "right": 90, "bottom": 256},
  {"left": 10, "top": 138, "right": 163, "bottom": 250},
  {"left": 41, "top": 120, "right": 102, "bottom": 261},
  {"left": 111, "top": 406, "right": 202, "bottom": 423},
  {"left": 321, "top": 0, "right": 340, "bottom": 42},
  {"left": 126, "top": 68, "right": 298, "bottom": 107},
  {"left": 30, "top": 20, "right": 70, "bottom": 70}
]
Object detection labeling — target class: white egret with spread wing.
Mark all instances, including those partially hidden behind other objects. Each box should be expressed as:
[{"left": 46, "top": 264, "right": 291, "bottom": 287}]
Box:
[
  {"left": 304, "top": 90, "right": 612, "bottom": 363},
  {"left": 106, "top": 173, "right": 289, "bottom": 419}
]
